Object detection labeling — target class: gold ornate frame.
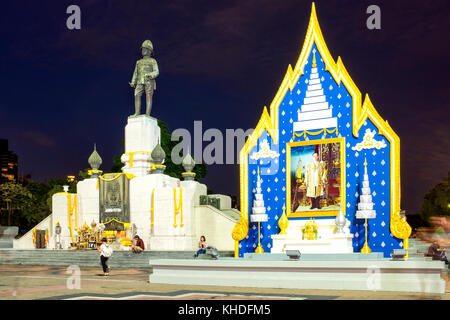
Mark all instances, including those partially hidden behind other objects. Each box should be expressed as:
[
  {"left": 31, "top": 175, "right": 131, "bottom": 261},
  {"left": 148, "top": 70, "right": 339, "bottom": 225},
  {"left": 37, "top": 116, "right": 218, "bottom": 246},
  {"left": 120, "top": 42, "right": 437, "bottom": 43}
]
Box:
[{"left": 286, "top": 137, "right": 346, "bottom": 218}]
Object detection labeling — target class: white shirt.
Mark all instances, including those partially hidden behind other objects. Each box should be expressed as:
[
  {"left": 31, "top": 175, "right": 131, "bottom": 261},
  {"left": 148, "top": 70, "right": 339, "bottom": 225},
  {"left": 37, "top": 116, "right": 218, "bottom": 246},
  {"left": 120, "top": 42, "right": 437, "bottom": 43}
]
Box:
[{"left": 100, "top": 243, "right": 109, "bottom": 257}]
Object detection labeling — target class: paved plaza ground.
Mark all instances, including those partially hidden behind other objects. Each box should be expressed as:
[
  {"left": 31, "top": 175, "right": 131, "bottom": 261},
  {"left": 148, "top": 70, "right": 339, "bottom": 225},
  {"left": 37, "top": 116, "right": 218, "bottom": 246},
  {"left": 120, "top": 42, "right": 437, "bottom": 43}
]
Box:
[{"left": 0, "top": 264, "right": 448, "bottom": 300}]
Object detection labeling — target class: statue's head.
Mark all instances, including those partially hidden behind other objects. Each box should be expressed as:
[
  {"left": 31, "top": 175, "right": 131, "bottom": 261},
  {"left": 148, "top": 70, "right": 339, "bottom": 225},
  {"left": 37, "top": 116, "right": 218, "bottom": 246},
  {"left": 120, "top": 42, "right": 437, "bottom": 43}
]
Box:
[{"left": 141, "top": 40, "right": 154, "bottom": 57}]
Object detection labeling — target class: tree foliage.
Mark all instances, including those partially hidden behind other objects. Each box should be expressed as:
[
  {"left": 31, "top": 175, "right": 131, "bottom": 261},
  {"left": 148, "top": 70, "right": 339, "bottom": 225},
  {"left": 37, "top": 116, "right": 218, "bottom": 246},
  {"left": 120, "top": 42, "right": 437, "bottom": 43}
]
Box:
[
  {"left": 78, "top": 168, "right": 90, "bottom": 180},
  {"left": 0, "top": 176, "right": 76, "bottom": 231},
  {"left": 418, "top": 172, "right": 450, "bottom": 226},
  {"left": 0, "top": 182, "right": 32, "bottom": 226},
  {"left": 20, "top": 182, "right": 52, "bottom": 227}
]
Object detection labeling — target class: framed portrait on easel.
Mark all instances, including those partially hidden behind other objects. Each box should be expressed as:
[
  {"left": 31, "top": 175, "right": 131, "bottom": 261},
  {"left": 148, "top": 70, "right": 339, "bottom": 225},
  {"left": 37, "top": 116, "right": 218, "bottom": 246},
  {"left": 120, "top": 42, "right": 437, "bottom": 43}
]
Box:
[{"left": 286, "top": 137, "right": 346, "bottom": 218}]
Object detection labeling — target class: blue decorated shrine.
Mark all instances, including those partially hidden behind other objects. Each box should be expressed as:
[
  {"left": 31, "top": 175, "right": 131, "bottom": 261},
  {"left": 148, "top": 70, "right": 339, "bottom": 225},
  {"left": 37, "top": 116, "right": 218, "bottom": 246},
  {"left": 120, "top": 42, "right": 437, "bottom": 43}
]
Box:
[{"left": 232, "top": 3, "right": 411, "bottom": 258}]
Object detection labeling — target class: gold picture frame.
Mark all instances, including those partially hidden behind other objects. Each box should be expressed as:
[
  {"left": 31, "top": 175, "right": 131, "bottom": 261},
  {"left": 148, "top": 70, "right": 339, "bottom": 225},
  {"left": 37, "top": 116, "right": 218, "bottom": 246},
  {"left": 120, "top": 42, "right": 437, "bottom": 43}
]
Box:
[{"left": 286, "top": 137, "right": 346, "bottom": 218}]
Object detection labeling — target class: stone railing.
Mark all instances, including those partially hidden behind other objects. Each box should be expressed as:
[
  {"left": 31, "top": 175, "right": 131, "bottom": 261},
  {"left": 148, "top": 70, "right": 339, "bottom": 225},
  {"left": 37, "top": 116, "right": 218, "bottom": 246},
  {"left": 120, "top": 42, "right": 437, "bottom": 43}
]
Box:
[{"left": 199, "top": 195, "right": 221, "bottom": 210}]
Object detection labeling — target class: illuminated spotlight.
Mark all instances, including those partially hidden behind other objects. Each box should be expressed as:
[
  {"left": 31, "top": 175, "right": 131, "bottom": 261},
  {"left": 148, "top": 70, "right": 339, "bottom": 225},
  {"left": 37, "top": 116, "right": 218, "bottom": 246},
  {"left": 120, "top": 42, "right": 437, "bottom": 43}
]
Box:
[
  {"left": 391, "top": 249, "right": 407, "bottom": 261},
  {"left": 286, "top": 250, "right": 301, "bottom": 260},
  {"left": 67, "top": 175, "right": 76, "bottom": 183}
]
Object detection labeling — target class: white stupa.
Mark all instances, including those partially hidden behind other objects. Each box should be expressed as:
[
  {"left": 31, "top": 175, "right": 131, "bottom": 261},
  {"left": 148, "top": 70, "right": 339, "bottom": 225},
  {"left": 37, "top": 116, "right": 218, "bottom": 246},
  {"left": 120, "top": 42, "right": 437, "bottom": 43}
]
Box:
[
  {"left": 293, "top": 51, "right": 337, "bottom": 132},
  {"left": 356, "top": 158, "right": 376, "bottom": 219},
  {"left": 250, "top": 167, "right": 268, "bottom": 223}
]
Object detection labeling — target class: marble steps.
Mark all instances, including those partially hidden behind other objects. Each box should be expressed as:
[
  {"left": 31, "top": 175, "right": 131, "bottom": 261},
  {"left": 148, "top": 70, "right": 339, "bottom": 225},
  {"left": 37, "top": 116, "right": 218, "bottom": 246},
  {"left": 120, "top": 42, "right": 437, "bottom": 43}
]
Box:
[
  {"left": 149, "top": 259, "right": 447, "bottom": 293},
  {"left": 0, "top": 240, "right": 14, "bottom": 248},
  {"left": 408, "top": 238, "right": 433, "bottom": 254},
  {"left": 218, "top": 208, "right": 241, "bottom": 222},
  {"left": 0, "top": 249, "right": 234, "bottom": 268}
]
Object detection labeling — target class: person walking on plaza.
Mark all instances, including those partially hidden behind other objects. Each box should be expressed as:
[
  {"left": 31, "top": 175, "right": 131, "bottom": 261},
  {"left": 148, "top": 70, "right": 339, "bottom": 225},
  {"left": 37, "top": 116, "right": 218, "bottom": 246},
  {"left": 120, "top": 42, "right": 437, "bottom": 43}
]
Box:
[
  {"left": 98, "top": 237, "right": 113, "bottom": 276},
  {"left": 194, "top": 235, "right": 207, "bottom": 258},
  {"left": 131, "top": 235, "right": 145, "bottom": 253}
]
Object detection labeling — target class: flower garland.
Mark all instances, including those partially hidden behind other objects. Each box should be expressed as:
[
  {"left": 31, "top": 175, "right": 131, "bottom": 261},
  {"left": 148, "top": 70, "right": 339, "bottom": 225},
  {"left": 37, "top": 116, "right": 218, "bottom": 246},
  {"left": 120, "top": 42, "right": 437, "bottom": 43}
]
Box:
[
  {"left": 292, "top": 127, "right": 338, "bottom": 140},
  {"left": 96, "top": 172, "right": 136, "bottom": 189},
  {"left": 173, "top": 188, "right": 183, "bottom": 227},
  {"left": 151, "top": 188, "right": 155, "bottom": 227},
  {"left": 126, "top": 151, "right": 152, "bottom": 168},
  {"left": 67, "top": 193, "right": 77, "bottom": 244}
]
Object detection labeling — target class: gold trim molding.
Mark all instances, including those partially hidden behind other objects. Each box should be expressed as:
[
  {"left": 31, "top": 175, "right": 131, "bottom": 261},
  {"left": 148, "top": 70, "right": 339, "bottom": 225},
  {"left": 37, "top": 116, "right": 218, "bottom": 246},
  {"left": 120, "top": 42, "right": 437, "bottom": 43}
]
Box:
[{"left": 286, "top": 137, "right": 346, "bottom": 218}]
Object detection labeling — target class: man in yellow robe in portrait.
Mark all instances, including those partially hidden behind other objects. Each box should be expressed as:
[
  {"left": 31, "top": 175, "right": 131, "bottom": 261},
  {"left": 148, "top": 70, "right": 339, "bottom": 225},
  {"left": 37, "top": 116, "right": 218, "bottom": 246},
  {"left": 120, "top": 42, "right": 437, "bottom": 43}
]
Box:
[{"left": 305, "top": 152, "right": 327, "bottom": 209}]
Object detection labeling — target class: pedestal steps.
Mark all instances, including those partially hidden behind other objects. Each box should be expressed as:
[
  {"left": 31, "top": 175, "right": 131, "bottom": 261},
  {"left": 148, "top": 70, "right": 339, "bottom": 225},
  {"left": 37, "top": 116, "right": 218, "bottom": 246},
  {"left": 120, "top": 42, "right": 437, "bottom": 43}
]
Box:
[
  {"left": 0, "top": 249, "right": 233, "bottom": 268},
  {"left": 0, "top": 239, "right": 14, "bottom": 248},
  {"left": 408, "top": 238, "right": 433, "bottom": 255},
  {"left": 244, "top": 252, "right": 385, "bottom": 261},
  {"left": 149, "top": 258, "right": 447, "bottom": 293}
]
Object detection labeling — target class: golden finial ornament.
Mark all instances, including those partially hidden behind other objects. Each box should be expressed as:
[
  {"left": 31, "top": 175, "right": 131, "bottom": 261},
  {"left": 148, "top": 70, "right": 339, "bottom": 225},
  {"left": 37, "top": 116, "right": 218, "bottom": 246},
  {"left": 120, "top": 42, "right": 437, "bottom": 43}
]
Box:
[
  {"left": 255, "top": 226, "right": 265, "bottom": 253},
  {"left": 278, "top": 204, "right": 289, "bottom": 235},
  {"left": 361, "top": 218, "right": 372, "bottom": 254},
  {"left": 312, "top": 52, "right": 317, "bottom": 68}
]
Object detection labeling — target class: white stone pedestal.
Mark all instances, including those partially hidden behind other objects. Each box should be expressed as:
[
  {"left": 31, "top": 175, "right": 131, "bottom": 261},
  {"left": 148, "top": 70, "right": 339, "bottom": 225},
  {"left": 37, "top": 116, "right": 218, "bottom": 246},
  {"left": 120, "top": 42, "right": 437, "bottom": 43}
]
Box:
[
  {"left": 129, "top": 173, "right": 213, "bottom": 251},
  {"left": 271, "top": 234, "right": 354, "bottom": 254},
  {"left": 270, "top": 218, "right": 354, "bottom": 254},
  {"left": 76, "top": 178, "right": 99, "bottom": 228},
  {"left": 121, "top": 115, "right": 161, "bottom": 176}
]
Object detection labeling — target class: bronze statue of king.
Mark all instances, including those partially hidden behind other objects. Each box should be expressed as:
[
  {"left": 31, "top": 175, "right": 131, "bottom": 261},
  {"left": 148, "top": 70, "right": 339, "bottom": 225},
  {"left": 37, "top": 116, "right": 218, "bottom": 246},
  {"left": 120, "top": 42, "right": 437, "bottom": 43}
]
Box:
[{"left": 129, "top": 40, "right": 159, "bottom": 116}]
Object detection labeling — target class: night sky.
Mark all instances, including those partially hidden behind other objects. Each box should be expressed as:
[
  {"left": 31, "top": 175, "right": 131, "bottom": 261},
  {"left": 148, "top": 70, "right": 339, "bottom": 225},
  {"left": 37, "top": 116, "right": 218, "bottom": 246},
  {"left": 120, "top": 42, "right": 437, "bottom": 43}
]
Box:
[{"left": 1, "top": 0, "right": 449, "bottom": 216}]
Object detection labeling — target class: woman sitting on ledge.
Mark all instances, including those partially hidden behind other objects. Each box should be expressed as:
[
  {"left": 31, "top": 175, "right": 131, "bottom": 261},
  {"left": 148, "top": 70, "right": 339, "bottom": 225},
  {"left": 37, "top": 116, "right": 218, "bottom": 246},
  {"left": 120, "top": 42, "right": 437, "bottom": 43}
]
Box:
[{"left": 194, "top": 235, "right": 207, "bottom": 258}]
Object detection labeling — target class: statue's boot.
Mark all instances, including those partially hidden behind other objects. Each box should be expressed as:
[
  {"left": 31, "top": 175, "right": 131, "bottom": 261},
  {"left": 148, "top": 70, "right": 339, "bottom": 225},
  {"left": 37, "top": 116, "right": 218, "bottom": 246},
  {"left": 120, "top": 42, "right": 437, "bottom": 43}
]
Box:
[
  {"left": 134, "top": 95, "right": 141, "bottom": 116},
  {"left": 146, "top": 100, "right": 152, "bottom": 116},
  {"left": 145, "top": 91, "right": 153, "bottom": 116}
]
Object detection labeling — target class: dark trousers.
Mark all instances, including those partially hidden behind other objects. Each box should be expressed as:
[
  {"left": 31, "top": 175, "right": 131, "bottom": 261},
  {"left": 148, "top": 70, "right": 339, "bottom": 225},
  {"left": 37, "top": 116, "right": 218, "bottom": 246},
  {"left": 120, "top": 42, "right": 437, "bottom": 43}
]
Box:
[
  {"left": 310, "top": 197, "right": 321, "bottom": 209},
  {"left": 433, "top": 253, "right": 449, "bottom": 264},
  {"left": 196, "top": 249, "right": 206, "bottom": 256},
  {"left": 100, "top": 256, "right": 109, "bottom": 273}
]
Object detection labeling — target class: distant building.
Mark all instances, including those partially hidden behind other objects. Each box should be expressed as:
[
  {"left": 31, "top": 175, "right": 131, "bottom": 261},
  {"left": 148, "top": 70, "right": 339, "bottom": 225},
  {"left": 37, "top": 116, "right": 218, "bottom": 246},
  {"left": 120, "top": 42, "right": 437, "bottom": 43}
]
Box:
[{"left": 0, "top": 139, "right": 18, "bottom": 183}]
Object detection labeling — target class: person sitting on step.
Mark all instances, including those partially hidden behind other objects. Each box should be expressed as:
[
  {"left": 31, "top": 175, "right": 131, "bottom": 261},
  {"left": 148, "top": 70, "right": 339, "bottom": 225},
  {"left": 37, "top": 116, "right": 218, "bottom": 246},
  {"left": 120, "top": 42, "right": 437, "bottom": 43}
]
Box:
[
  {"left": 194, "top": 235, "right": 207, "bottom": 258},
  {"left": 131, "top": 235, "right": 145, "bottom": 253}
]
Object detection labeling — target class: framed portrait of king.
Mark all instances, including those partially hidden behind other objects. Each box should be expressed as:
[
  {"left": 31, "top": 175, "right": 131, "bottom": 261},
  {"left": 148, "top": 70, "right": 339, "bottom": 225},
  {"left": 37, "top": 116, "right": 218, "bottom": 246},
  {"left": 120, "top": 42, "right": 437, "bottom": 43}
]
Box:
[{"left": 286, "top": 137, "right": 346, "bottom": 218}]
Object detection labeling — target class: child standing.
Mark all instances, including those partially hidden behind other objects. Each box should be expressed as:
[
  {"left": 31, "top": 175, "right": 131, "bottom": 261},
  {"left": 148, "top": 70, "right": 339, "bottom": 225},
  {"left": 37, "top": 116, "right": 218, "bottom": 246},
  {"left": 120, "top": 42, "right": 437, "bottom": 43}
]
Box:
[{"left": 98, "top": 237, "right": 112, "bottom": 276}]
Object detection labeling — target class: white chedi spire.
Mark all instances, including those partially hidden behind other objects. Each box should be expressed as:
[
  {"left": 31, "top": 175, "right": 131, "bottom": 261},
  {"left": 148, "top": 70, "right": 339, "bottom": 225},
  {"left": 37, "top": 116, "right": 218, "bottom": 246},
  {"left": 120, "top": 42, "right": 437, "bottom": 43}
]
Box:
[
  {"left": 356, "top": 158, "right": 377, "bottom": 219},
  {"left": 293, "top": 50, "right": 337, "bottom": 132},
  {"left": 251, "top": 167, "right": 269, "bottom": 223}
]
